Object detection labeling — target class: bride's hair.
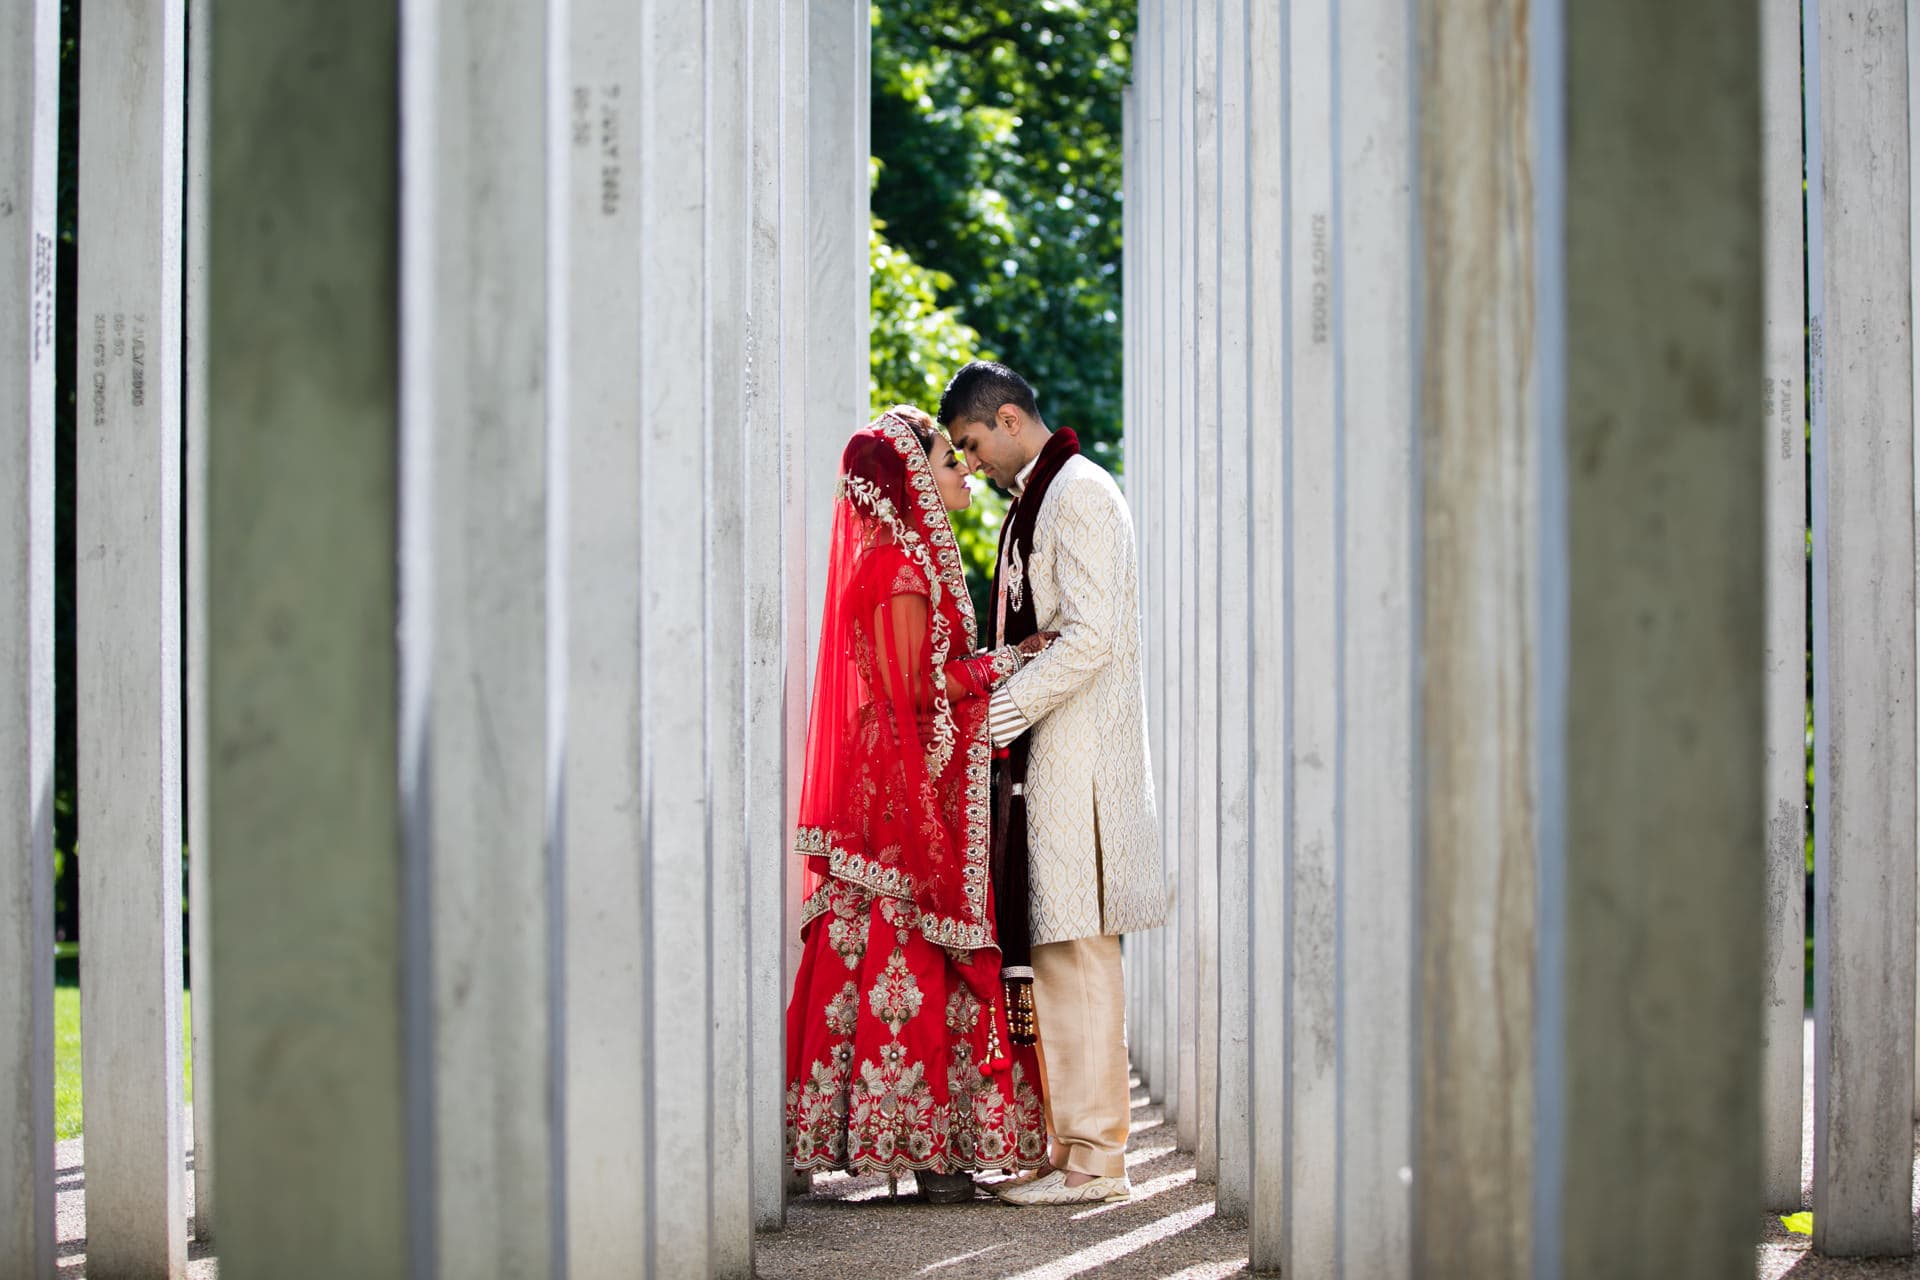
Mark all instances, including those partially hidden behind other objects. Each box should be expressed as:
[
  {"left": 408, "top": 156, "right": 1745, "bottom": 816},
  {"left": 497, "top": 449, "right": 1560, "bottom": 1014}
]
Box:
[
  {"left": 842, "top": 406, "right": 941, "bottom": 527},
  {"left": 877, "top": 403, "right": 939, "bottom": 457}
]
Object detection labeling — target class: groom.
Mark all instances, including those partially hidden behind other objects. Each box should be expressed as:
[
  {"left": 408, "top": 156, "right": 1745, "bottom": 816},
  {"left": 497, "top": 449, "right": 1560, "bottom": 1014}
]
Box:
[{"left": 940, "top": 361, "right": 1164, "bottom": 1206}]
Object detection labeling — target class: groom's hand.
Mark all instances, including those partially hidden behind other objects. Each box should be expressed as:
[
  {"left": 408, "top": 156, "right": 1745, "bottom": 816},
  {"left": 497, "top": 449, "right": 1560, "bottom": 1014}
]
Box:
[{"left": 1017, "top": 630, "right": 1060, "bottom": 658}]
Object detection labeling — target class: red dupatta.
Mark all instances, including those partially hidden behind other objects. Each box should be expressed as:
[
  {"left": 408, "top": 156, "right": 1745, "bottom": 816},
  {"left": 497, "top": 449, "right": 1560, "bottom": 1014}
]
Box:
[{"left": 792, "top": 411, "right": 1003, "bottom": 960}]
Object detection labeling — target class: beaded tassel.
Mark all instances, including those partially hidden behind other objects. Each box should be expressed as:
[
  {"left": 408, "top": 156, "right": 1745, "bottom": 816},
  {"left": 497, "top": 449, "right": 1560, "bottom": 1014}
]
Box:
[{"left": 1007, "top": 978, "right": 1039, "bottom": 1045}]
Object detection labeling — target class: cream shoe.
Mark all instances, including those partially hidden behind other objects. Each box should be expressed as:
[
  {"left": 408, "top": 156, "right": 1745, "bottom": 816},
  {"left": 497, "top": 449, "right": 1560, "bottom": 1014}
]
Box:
[{"left": 992, "top": 1169, "right": 1132, "bottom": 1206}]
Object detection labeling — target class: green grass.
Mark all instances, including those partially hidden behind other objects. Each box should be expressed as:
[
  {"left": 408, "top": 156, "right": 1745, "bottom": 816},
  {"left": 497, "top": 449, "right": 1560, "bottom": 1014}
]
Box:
[{"left": 53, "top": 984, "right": 193, "bottom": 1142}]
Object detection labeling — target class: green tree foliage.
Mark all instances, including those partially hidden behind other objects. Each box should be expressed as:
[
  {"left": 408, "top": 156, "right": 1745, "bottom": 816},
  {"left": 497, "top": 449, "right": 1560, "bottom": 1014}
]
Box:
[
  {"left": 870, "top": 0, "right": 1135, "bottom": 470},
  {"left": 869, "top": 160, "right": 984, "bottom": 416},
  {"left": 868, "top": 175, "right": 1008, "bottom": 620}
]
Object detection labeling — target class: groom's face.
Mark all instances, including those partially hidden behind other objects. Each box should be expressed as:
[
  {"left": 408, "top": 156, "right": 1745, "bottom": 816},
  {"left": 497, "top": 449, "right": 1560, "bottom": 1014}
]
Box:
[{"left": 948, "top": 413, "right": 1025, "bottom": 489}]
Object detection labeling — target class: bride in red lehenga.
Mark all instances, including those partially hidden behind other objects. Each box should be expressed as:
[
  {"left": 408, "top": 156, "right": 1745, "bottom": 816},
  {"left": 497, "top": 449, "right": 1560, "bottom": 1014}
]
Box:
[{"left": 785, "top": 406, "right": 1051, "bottom": 1202}]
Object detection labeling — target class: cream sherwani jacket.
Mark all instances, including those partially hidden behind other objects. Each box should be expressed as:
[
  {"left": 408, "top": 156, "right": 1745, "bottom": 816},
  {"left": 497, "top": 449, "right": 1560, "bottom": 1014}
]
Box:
[{"left": 987, "top": 452, "right": 1164, "bottom": 945}]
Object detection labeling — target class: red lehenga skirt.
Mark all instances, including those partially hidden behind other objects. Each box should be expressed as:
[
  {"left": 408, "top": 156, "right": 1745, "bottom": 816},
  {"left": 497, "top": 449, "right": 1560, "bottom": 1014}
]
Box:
[{"left": 785, "top": 877, "right": 1048, "bottom": 1176}]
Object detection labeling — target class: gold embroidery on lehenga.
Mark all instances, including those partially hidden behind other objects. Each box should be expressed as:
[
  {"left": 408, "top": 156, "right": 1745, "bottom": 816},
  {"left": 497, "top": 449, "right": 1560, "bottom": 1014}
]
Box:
[
  {"left": 825, "top": 981, "right": 861, "bottom": 1037},
  {"left": 869, "top": 947, "right": 925, "bottom": 1035},
  {"left": 852, "top": 1043, "right": 941, "bottom": 1166}
]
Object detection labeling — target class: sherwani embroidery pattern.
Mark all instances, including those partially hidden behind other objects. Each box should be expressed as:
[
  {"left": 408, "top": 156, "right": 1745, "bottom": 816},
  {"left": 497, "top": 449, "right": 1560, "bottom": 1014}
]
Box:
[{"left": 991, "top": 455, "right": 1164, "bottom": 944}]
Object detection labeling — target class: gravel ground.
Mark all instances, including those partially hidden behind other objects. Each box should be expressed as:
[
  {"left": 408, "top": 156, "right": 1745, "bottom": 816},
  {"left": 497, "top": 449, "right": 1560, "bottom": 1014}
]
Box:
[
  {"left": 756, "top": 1079, "right": 1252, "bottom": 1280},
  {"left": 55, "top": 1123, "right": 219, "bottom": 1279},
  {"left": 49, "top": 1027, "right": 1920, "bottom": 1279}
]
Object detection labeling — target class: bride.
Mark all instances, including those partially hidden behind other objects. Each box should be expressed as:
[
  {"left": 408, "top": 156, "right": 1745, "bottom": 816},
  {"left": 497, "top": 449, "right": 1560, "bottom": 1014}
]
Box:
[{"left": 785, "top": 405, "right": 1052, "bottom": 1203}]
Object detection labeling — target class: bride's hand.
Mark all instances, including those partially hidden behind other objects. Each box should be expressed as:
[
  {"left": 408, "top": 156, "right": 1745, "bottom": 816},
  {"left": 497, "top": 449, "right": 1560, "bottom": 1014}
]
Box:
[{"left": 1017, "top": 630, "right": 1059, "bottom": 658}]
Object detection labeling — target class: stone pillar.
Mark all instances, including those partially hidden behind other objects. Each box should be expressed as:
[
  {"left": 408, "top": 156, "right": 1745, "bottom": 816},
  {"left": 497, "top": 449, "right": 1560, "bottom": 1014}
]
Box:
[
  {"left": 704, "top": 0, "right": 755, "bottom": 1271},
  {"left": 747, "top": 0, "right": 799, "bottom": 1237},
  {"left": 805, "top": 0, "right": 868, "bottom": 651},
  {"left": 1417, "top": 0, "right": 1766, "bottom": 1274},
  {"left": 777, "top": 0, "right": 815, "bottom": 1171},
  {"left": 1155, "top": 0, "right": 1183, "bottom": 1120},
  {"left": 1555, "top": 0, "right": 1765, "bottom": 1269},
  {"left": 1807, "top": 0, "right": 1919, "bottom": 1257},
  {"left": 1186, "top": 0, "right": 1222, "bottom": 1176},
  {"left": 182, "top": 0, "right": 214, "bottom": 1244},
  {"left": 1411, "top": 0, "right": 1543, "bottom": 1270},
  {"left": 638, "top": 0, "right": 716, "bottom": 1270},
  {"left": 1121, "top": 78, "right": 1142, "bottom": 1094},
  {"left": 0, "top": 2, "right": 58, "bottom": 1274},
  {"left": 207, "top": 1, "right": 415, "bottom": 1274},
  {"left": 782, "top": 0, "right": 867, "bottom": 1217},
  {"left": 1284, "top": 0, "right": 1339, "bottom": 1270},
  {"left": 1912, "top": 0, "right": 1920, "bottom": 1134},
  {"left": 1337, "top": 0, "right": 1417, "bottom": 1270},
  {"left": 1174, "top": 0, "right": 1202, "bottom": 1155},
  {"left": 561, "top": 0, "right": 651, "bottom": 1270},
  {"left": 76, "top": 0, "right": 189, "bottom": 1272},
  {"left": 1759, "top": 0, "right": 1807, "bottom": 1212},
  {"left": 1212, "top": 0, "right": 1254, "bottom": 1221},
  {"left": 1132, "top": 3, "right": 1163, "bottom": 1106},
  {"left": 1244, "top": 0, "right": 1289, "bottom": 1264},
  {"left": 407, "top": 0, "right": 564, "bottom": 1273}
]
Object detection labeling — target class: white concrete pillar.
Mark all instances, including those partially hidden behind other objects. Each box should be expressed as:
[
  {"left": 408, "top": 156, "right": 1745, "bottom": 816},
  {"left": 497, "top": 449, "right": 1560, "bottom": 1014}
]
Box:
[
  {"left": 1416, "top": 1, "right": 1767, "bottom": 1274},
  {"left": 1130, "top": 0, "right": 1148, "bottom": 1103},
  {"left": 406, "top": 0, "right": 564, "bottom": 1272},
  {"left": 747, "top": 0, "right": 799, "bottom": 1237},
  {"left": 704, "top": 0, "right": 754, "bottom": 1271},
  {"left": 1244, "top": 0, "right": 1289, "bottom": 1263},
  {"left": 561, "top": 0, "right": 652, "bottom": 1270},
  {"left": 1553, "top": 1, "right": 1765, "bottom": 1269},
  {"left": 1120, "top": 77, "right": 1136, "bottom": 1069},
  {"left": 1283, "top": 2, "right": 1339, "bottom": 1271},
  {"left": 776, "top": 0, "right": 815, "bottom": 1155},
  {"left": 1174, "top": 0, "right": 1202, "bottom": 1156},
  {"left": 1211, "top": 0, "right": 1254, "bottom": 1222},
  {"left": 1760, "top": 0, "right": 1808, "bottom": 1212},
  {"left": 1910, "top": 0, "right": 1920, "bottom": 1137},
  {"left": 1134, "top": 4, "right": 1163, "bottom": 1105},
  {"left": 1155, "top": 0, "right": 1182, "bottom": 1120},
  {"left": 76, "top": 0, "right": 189, "bottom": 1272},
  {"left": 182, "top": 0, "right": 214, "bottom": 1244},
  {"left": 0, "top": 2, "right": 58, "bottom": 1274},
  {"left": 1131, "top": 0, "right": 1155, "bottom": 1103},
  {"left": 1807, "top": 0, "right": 1919, "bottom": 1257},
  {"left": 1336, "top": 0, "right": 1417, "bottom": 1272},
  {"left": 1912, "top": 0, "right": 1920, "bottom": 1135},
  {"left": 1410, "top": 0, "right": 1543, "bottom": 1269},
  {"left": 1185, "top": 0, "right": 1223, "bottom": 1176},
  {"left": 207, "top": 3, "right": 416, "bottom": 1274},
  {"left": 805, "top": 0, "right": 868, "bottom": 653},
  {"left": 639, "top": 0, "right": 716, "bottom": 1270}
]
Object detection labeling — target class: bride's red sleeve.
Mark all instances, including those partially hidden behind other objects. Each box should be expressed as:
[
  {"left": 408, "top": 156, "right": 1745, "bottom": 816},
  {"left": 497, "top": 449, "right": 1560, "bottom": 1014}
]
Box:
[
  {"left": 942, "top": 645, "right": 1023, "bottom": 700},
  {"left": 869, "top": 557, "right": 1022, "bottom": 706},
  {"left": 861, "top": 556, "right": 969, "bottom": 919}
]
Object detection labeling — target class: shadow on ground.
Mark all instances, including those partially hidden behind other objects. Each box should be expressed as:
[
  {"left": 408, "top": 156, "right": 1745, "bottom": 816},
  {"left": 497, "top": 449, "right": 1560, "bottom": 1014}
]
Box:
[
  {"left": 756, "top": 1078, "right": 1252, "bottom": 1280},
  {"left": 55, "top": 1131, "right": 219, "bottom": 1279}
]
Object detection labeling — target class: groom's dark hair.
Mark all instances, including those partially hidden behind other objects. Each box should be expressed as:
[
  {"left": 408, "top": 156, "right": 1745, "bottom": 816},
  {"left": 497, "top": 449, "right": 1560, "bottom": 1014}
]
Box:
[{"left": 938, "top": 360, "right": 1041, "bottom": 429}]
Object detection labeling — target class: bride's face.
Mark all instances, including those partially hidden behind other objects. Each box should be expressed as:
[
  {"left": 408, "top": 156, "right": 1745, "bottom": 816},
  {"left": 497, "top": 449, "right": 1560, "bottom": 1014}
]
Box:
[{"left": 929, "top": 435, "right": 973, "bottom": 512}]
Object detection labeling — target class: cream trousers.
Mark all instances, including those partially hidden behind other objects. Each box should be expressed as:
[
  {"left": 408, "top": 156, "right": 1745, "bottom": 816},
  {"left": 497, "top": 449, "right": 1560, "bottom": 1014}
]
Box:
[{"left": 1030, "top": 933, "right": 1131, "bottom": 1179}]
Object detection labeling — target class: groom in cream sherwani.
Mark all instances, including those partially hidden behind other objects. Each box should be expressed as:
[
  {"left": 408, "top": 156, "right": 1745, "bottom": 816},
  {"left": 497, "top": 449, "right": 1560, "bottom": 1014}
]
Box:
[{"left": 940, "top": 361, "right": 1164, "bottom": 1206}]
